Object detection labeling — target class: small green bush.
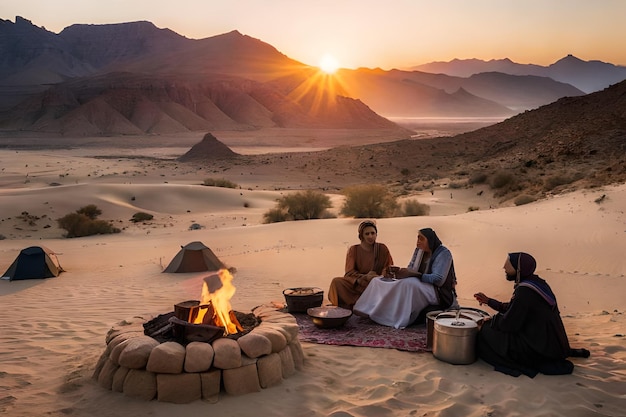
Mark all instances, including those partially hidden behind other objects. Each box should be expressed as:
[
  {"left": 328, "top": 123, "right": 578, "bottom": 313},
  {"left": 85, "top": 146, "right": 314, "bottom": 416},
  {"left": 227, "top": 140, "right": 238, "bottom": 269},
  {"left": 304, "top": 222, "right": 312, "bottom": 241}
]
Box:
[
  {"left": 203, "top": 178, "right": 238, "bottom": 188},
  {"left": 130, "top": 212, "right": 154, "bottom": 223},
  {"left": 400, "top": 199, "right": 430, "bottom": 216},
  {"left": 514, "top": 194, "right": 537, "bottom": 206},
  {"left": 340, "top": 184, "right": 398, "bottom": 218}
]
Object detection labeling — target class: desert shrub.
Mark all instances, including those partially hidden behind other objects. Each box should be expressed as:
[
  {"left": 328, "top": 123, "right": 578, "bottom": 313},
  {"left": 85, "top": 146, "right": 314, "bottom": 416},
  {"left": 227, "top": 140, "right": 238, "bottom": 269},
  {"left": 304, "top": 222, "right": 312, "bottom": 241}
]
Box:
[
  {"left": 514, "top": 194, "right": 537, "bottom": 206},
  {"left": 0, "top": 234, "right": 5, "bottom": 240},
  {"left": 489, "top": 170, "right": 515, "bottom": 189},
  {"left": 543, "top": 174, "right": 577, "bottom": 191},
  {"left": 130, "top": 212, "right": 154, "bottom": 223},
  {"left": 57, "top": 213, "right": 121, "bottom": 238},
  {"left": 203, "top": 178, "right": 238, "bottom": 188},
  {"left": 263, "top": 190, "right": 332, "bottom": 223},
  {"left": 448, "top": 181, "right": 465, "bottom": 189},
  {"left": 76, "top": 204, "right": 102, "bottom": 220},
  {"left": 282, "top": 190, "right": 332, "bottom": 220},
  {"left": 263, "top": 208, "right": 289, "bottom": 223},
  {"left": 400, "top": 199, "right": 430, "bottom": 216},
  {"left": 468, "top": 172, "right": 488, "bottom": 185},
  {"left": 57, "top": 205, "right": 120, "bottom": 237},
  {"left": 340, "top": 184, "right": 398, "bottom": 218},
  {"left": 467, "top": 206, "right": 480, "bottom": 212}
]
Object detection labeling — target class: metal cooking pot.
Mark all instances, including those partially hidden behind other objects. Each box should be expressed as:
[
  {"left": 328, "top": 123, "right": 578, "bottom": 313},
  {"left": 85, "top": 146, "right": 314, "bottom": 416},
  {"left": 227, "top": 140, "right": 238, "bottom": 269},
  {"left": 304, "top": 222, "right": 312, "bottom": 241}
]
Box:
[
  {"left": 425, "top": 310, "right": 443, "bottom": 350},
  {"left": 433, "top": 314, "right": 478, "bottom": 365},
  {"left": 426, "top": 308, "right": 489, "bottom": 351}
]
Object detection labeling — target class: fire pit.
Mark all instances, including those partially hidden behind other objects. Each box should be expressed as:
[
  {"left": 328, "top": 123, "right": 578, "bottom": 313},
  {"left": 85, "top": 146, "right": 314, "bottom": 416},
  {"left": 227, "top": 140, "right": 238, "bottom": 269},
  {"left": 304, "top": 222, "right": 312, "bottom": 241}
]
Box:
[{"left": 92, "top": 269, "right": 304, "bottom": 403}]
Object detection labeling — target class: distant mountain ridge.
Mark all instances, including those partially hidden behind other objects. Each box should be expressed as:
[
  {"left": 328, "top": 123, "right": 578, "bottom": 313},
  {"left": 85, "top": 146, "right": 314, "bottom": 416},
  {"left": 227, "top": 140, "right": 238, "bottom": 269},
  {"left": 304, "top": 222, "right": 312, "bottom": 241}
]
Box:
[
  {"left": 412, "top": 55, "right": 626, "bottom": 93},
  {"left": 0, "top": 16, "right": 616, "bottom": 136}
]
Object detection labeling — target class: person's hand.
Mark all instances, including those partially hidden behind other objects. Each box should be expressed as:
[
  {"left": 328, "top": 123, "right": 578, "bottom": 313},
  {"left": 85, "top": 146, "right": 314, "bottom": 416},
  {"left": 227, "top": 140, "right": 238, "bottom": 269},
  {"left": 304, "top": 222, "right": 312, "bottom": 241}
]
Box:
[
  {"left": 474, "top": 292, "right": 490, "bottom": 305},
  {"left": 477, "top": 316, "right": 492, "bottom": 330},
  {"left": 386, "top": 266, "right": 400, "bottom": 278},
  {"left": 366, "top": 271, "right": 378, "bottom": 279}
]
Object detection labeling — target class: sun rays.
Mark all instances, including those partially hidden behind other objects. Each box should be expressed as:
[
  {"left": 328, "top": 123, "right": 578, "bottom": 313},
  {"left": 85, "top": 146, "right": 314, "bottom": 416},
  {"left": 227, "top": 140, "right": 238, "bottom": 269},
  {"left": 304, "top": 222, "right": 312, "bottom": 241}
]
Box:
[{"left": 287, "top": 66, "right": 349, "bottom": 116}]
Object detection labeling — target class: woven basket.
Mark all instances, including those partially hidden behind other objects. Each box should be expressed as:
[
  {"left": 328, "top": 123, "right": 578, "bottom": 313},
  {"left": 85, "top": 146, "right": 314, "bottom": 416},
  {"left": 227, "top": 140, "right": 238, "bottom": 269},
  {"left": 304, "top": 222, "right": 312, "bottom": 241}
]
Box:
[{"left": 283, "top": 287, "right": 324, "bottom": 313}]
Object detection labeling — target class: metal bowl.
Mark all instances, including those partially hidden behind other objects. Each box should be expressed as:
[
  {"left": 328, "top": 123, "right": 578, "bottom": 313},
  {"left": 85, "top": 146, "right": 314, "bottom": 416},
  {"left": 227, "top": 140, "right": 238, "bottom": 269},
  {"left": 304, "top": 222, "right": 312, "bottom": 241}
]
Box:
[{"left": 307, "top": 306, "right": 352, "bottom": 328}]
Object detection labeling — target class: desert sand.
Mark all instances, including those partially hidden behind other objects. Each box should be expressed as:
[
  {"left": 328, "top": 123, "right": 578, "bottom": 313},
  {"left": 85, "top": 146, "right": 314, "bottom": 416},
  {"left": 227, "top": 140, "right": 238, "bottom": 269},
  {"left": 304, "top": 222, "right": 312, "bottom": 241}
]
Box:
[{"left": 0, "top": 135, "right": 624, "bottom": 417}]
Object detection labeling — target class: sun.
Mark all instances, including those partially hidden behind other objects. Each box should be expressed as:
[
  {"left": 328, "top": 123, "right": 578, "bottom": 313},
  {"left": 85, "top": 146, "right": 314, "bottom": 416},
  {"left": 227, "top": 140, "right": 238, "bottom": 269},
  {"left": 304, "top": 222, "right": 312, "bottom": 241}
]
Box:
[{"left": 319, "top": 54, "right": 340, "bottom": 74}]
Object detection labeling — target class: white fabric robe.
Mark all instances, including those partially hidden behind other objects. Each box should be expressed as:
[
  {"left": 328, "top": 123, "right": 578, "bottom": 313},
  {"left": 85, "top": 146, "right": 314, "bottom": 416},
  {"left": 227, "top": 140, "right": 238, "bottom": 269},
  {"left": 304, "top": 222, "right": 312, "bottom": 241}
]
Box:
[{"left": 353, "top": 248, "right": 438, "bottom": 329}]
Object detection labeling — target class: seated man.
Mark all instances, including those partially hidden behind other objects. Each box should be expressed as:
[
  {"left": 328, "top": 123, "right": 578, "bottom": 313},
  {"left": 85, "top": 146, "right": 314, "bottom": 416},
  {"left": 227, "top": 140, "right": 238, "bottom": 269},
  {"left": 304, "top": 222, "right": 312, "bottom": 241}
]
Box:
[
  {"left": 474, "top": 252, "right": 589, "bottom": 377},
  {"left": 327, "top": 220, "right": 394, "bottom": 310}
]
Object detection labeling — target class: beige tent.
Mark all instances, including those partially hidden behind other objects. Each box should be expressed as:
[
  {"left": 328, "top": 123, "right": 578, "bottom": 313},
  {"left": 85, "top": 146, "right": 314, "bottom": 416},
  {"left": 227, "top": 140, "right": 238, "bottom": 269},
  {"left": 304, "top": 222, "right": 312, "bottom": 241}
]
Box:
[{"left": 163, "top": 241, "right": 226, "bottom": 273}]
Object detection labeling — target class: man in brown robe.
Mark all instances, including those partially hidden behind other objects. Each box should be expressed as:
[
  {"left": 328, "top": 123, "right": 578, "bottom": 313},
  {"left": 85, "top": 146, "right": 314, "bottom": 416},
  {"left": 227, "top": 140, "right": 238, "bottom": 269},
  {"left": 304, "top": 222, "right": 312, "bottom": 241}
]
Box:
[{"left": 328, "top": 220, "right": 394, "bottom": 310}]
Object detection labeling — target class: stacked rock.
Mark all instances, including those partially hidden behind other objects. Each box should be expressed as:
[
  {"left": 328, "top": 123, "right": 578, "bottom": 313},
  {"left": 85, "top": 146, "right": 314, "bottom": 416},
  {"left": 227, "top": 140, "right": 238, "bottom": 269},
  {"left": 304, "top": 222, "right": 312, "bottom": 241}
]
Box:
[{"left": 92, "top": 305, "right": 304, "bottom": 403}]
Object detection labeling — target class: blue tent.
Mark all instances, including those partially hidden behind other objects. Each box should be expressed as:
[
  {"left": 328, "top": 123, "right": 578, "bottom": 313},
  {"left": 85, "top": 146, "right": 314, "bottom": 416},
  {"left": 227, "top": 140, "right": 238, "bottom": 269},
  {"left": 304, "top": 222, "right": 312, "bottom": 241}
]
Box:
[{"left": 2, "top": 246, "right": 64, "bottom": 281}]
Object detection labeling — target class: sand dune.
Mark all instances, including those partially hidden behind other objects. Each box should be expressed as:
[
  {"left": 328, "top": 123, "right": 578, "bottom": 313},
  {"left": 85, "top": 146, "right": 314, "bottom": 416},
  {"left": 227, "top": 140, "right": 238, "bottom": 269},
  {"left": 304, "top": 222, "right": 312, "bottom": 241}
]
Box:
[{"left": 0, "top": 146, "right": 624, "bottom": 417}]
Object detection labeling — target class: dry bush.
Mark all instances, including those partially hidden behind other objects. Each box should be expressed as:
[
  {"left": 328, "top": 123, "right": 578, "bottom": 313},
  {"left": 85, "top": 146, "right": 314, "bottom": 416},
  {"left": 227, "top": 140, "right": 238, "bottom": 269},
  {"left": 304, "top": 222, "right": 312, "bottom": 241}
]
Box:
[
  {"left": 340, "top": 184, "right": 398, "bottom": 218},
  {"left": 489, "top": 170, "right": 516, "bottom": 189},
  {"left": 543, "top": 173, "right": 582, "bottom": 191},
  {"left": 448, "top": 181, "right": 466, "bottom": 189},
  {"left": 57, "top": 205, "right": 121, "bottom": 238},
  {"left": 400, "top": 199, "right": 430, "bottom": 216},
  {"left": 130, "top": 212, "right": 154, "bottom": 223},
  {"left": 203, "top": 178, "right": 238, "bottom": 188},
  {"left": 264, "top": 190, "right": 333, "bottom": 223},
  {"left": 514, "top": 194, "right": 538, "bottom": 206},
  {"left": 468, "top": 172, "right": 488, "bottom": 185},
  {"left": 263, "top": 208, "right": 289, "bottom": 223},
  {"left": 76, "top": 204, "right": 102, "bottom": 220}
]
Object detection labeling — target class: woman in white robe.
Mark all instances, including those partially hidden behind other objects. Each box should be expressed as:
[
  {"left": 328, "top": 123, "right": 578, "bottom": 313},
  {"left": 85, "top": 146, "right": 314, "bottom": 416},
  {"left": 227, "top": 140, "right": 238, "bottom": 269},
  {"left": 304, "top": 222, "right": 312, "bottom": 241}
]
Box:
[{"left": 354, "top": 228, "right": 458, "bottom": 329}]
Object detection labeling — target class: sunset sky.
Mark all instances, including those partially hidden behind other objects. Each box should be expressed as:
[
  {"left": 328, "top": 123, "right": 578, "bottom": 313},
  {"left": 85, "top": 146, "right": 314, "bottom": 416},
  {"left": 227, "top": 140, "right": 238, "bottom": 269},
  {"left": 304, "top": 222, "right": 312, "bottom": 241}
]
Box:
[{"left": 2, "top": 0, "right": 625, "bottom": 70}]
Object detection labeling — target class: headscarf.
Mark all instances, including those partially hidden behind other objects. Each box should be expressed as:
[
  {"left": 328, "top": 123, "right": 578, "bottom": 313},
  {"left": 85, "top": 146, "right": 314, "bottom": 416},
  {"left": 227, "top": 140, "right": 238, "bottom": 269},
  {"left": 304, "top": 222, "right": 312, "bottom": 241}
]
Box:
[
  {"left": 508, "top": 252, "right": 537, "bottom": 283},
  {"left": 358, "top": 220, "right": 377, "bottom": 241},
  {"left": 509, "top": 252, "right": 557, "bottom": 307},
  {"left": 419, "top": 227, "right": 442, "bottom": 253}
]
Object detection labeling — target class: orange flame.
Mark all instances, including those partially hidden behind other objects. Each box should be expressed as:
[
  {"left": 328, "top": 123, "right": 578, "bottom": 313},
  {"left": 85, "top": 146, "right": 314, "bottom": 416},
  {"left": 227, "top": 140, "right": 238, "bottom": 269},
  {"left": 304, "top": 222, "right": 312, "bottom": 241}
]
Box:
[{"left": 193, "top": 268, "right": 239, "bottom": 335}]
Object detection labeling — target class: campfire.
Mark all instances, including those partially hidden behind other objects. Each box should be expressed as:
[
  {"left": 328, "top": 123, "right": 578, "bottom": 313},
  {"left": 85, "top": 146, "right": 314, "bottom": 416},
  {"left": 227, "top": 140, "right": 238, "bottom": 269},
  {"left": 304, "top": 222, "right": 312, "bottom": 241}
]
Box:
[
  {"left": 95, "top": 268, "right": 304, "bottom": 403},
  {"left": 172, "top": 269, "right": 243, "bottom": 342},
  {"left": 145, "top": 269, "right": 253, "bottom": 345}
]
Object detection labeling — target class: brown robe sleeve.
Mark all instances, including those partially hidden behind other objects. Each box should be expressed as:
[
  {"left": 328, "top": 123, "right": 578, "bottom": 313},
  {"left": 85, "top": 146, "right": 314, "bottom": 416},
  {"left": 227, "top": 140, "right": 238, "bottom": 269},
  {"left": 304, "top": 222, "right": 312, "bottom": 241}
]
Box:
[{"left": 343, "top": 243, "right": 394, "bottom": 286}]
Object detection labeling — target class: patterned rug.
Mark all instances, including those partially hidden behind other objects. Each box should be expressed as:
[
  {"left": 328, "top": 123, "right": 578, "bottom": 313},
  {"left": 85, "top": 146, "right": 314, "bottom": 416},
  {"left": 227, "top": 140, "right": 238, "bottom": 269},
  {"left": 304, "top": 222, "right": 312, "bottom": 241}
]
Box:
[{"left": 293, "top": 312, "right": 429, "bottom": 352}]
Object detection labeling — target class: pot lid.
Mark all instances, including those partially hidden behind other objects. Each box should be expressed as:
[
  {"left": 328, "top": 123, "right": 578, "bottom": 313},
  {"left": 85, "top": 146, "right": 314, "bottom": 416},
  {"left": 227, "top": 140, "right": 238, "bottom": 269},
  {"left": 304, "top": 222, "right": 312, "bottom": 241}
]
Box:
[{"left": 435, "top": 317, "right": 478, "bottom": 329}]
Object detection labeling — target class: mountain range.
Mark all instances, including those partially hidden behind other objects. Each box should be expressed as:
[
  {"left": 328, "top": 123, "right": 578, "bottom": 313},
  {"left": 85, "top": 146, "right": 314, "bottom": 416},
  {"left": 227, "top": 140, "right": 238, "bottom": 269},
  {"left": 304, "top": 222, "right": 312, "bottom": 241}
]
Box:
[
  {"left": 0, "top": 16, "right": 623, "bottom": 136},
  {"left": 412, "top": 56, "right": 626, "bottom": 94}
]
